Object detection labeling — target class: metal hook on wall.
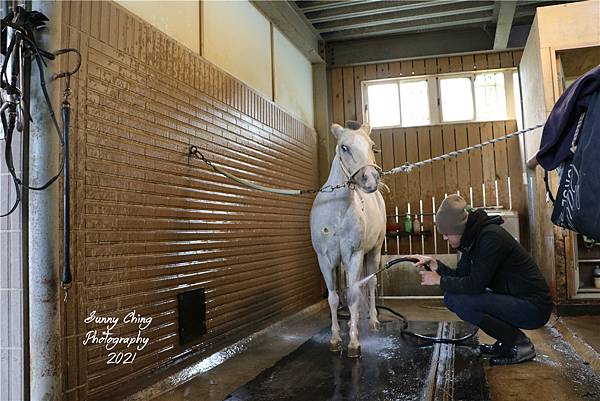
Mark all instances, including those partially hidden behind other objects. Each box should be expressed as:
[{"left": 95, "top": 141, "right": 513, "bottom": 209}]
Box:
[
  {"left": 51, "top": 47, "right": 81, "bottom": 103},
  {"left": 51, "top": 48, "right": 81, "bottom": 80}
]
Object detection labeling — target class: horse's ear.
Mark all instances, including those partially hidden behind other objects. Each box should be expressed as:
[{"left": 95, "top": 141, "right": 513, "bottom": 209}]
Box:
[
  {"left": 362, "top": 123, "right": 372, "bottom": 136},
  {"left": 331, "top": 123, "right": 344, "bottom": 139}
]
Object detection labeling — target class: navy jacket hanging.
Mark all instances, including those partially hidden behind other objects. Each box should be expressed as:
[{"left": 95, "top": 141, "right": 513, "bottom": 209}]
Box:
[
  {"left": 536, "top": 64, "right": 600, "bottom": 170},
  {"left": 549, "top": 89, "right": 600, "bottom": 240}
]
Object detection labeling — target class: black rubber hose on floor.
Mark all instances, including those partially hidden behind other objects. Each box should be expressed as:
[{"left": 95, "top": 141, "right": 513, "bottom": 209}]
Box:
[
  {"left": 336, "top": 304, "right": 479, "bottom": 345},
  {"left": 375, "top": 305, "right": 479, "bottom": 344}
]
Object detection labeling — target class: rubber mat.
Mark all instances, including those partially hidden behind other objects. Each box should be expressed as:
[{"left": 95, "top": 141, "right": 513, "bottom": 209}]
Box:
[{"left": 225, "top": 320, "right": 489, "bottom": 401}]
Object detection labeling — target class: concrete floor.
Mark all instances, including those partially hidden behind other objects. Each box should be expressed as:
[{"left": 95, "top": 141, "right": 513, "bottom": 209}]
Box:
[
  {"left": 561, "top": 315, "right": 600, "bottom": 355},
  {"left": 482, "top": 319, "right": 600, "bottom": 401},
  {"left": 133, "top": 299, "right": 600, "bottom": 401}
]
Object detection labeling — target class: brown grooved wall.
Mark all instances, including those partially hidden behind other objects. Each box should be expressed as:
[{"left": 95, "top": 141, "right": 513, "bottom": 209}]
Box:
[
  {"left": 59, "top": 2, "right": 322, "bottom": 400},
  {"left": 328, "top": 50, "right": 528, "bottom": 255}
]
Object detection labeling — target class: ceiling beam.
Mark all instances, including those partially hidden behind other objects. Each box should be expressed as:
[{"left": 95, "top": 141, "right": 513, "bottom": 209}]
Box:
[
  {"left": 315, "top": 3, "right": 494, "bottom": 33},
  {"left": 297, "top": 0, "right": 377, "bottom": 14},
  {"left": 493, "top": 0, "right": 517, "bottom": 50},
  {"left": 492, "top": 1, "right": 501, "bottom": 23},
  {"left": 250, "top": 0, "right": 324, "bottom": 63},
  {"left": 326, "top": 27, "right": 497, "bottom": 67},
  {"left": 321, "top": 11, "right": 493, "bottom": 41},
  {"left": 304, "top": 0, "right": 458, "bottom": 23}
]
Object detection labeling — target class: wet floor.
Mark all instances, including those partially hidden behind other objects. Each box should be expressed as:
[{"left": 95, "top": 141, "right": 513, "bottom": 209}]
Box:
[
  {"left": 224, "top": 320, "right": 489, "bottom": 401},
  {"left": 142, "top": 300, "right": 600, "bottom": 401},
  {"left": 561, "top": 315, "right": 600, "bottom": 356},
  {"left": 483, "top": 323, "right": 600, "bottom": 401}
]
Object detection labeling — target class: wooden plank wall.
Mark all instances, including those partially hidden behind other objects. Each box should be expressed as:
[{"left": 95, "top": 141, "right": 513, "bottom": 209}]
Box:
[
  {"left": 329, "top": 50, "right": 527, "bottom": 255},
  {"left": 59, "top": 2, "right": 322, "bottom": 400},
  {"left": 374, "top": 121, "right": 524, "bottom": 255}
]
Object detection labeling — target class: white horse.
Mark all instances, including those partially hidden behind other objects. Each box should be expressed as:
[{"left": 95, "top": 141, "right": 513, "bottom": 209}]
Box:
[{"left": 310, "top": 121, "right": 386, "bottom": 358}]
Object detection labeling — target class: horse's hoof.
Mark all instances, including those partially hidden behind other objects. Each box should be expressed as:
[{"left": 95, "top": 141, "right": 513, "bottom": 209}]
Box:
[
  {"left": 347, "top": 345, "right": 361, "bottom": 358},
  {"left": 369, "top": 320, "right": 381, "bottom": 331},
  {"left": 329, "top": 339, "right": 342, "bottom": 352}
]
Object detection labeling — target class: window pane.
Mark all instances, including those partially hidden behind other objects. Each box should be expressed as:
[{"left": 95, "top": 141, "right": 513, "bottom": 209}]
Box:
[
  {"left": 399, "top": 80, "right": 430, "bottom": 126},
  {"left": 440, "top": 77, "right": 474, "bottom": 122},
  {"left": 367, "top": 83, "right": 400, "bottom": 127},
  {"left": 474, "top": 72, "right": 507, "bottom": 120}
]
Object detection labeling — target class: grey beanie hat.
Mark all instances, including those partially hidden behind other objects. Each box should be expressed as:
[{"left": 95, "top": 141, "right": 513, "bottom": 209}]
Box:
[{"left": 436, "top": 194, "right": 468, "bottom": 235}]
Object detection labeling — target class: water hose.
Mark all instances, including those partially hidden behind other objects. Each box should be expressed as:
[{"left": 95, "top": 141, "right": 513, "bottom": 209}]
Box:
[
  {"left": 375, "top": 304, "right": 478, "bottom": 344},
  {"left": 337, "top": 255, "right": 479, "bottom": 345},
  {"left": 355, "top": 256, "right": 424, "bottom": 288}
]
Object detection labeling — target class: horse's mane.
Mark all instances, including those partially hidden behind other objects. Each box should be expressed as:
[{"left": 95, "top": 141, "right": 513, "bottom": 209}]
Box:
[{"left": 345, "top": 120, "right": 362, "bottom": 130}]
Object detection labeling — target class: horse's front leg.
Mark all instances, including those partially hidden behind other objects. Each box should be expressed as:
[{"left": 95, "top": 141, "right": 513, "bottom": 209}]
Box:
[
  {"left": 366, "top": 248, "right": 382, "bottom": 331},
  {"left": 344, "top": 251, "right": 364, "bottom": 358},
  {"left": 316, "top": 253, "right": 342, "bottom": 352}
]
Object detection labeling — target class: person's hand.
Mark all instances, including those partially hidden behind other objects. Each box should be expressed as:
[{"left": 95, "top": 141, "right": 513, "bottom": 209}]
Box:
[
  {"left": 408, "top": 254, "right": 438, "bottom": 272},
  {"left": 420, "top": 271, "right": 441, "bottom": 286}
]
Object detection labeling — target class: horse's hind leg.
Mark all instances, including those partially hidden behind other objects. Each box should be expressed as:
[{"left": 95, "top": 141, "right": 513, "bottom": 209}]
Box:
[
  {"left": 366, "top": 248, "right": 382, "bottom": 331},
  {"left": 316, "top": 252, "right": 342, "bottom": 352}
]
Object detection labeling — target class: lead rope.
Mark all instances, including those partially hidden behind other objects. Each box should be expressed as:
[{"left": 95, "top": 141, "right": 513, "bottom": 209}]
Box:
[
  {"left": 189, "top": 123, "right": 544, "bottom": 195},
  {"left": 382, "top": 123, "right": 545, "bottom": 175},
  {"left": 189, "top": 145, "right": 354, "bottom": 195}
]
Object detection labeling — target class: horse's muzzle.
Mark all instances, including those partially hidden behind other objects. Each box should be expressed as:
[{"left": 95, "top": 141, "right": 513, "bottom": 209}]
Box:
[{"left": 358, "top": 165, "right": 380, "bottom": 193}]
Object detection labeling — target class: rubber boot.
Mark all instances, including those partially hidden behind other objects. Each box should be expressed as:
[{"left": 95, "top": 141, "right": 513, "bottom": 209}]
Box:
[
  {"left": 477, "top": 314, "right": 535, "bottom": 364},
  {"left": 479, "top": 340, "right": 504, "bottom": 357}
]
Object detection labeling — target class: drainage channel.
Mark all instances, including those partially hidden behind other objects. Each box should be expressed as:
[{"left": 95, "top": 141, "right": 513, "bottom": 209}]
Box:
[{"left": 424, "top": 322, "right": 490, "bottom": 401}]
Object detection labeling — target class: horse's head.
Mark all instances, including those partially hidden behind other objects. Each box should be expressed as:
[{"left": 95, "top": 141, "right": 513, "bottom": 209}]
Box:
[{"left": 331, "top": 121, "right": 382, "bottom": 193}]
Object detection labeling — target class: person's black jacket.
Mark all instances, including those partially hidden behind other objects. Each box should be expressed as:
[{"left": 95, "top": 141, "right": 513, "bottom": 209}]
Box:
[{"left": 437, "top": 210, "right": 553, "bottom": 306}]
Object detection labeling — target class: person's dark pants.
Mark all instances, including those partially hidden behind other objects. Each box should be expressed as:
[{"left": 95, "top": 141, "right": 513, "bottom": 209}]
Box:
[{"left": 444, "top": 291, "right": 552, "bottom": 330}]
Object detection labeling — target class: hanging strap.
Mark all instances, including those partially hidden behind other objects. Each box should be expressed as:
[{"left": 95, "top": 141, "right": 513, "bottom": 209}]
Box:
[{"left": 544, "top": 169, "right": 556, "bottom": 204}]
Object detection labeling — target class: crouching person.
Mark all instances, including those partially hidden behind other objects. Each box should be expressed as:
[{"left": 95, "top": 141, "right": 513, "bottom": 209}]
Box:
[{"left": 411, "top": 195, "right": 553, "bottom": 365}]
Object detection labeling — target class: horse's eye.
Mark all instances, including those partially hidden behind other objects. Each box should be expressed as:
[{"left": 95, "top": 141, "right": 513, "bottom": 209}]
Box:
[
  {"left": 341, "top": 145, "right": 349, "bottom": 152},
  {"left": 372, "top": 146, "right": 381, "bottom": 154}
]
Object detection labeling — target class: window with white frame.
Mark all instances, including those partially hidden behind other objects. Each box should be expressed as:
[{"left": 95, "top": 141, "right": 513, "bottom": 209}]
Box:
[
  {"left": 366, "top": 83, "right": 400, "bottom": 127},
  {"left": 363, "top": 68, "right": 516, "bottom": 128},
  {"left": 365, "top": 78, "right": 430, "bottom": 128},
  {"left": 399, "top": 80, "right": 430, "bottom": 126},
  {"left": 474, "top": 72, "right": 507, "bottom": 121},
  {"left": 439, "top": 77, "right": 474, "bottom": 122}
]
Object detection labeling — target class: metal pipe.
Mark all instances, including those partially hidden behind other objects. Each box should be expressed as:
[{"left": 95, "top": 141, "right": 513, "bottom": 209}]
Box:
[
  {"left": 20, "top": 3, "right": 32, "bottom": 400},
  {"left": 2, "top": 2, "right": 30, "bottom": 399},
  {"left": 28, "top": 1, "right": 62, "bottom": 399}
]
